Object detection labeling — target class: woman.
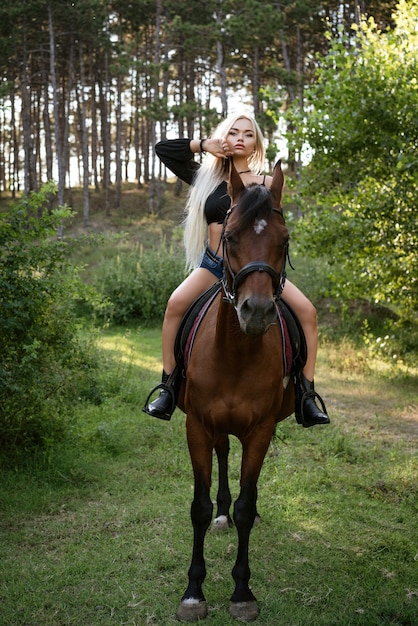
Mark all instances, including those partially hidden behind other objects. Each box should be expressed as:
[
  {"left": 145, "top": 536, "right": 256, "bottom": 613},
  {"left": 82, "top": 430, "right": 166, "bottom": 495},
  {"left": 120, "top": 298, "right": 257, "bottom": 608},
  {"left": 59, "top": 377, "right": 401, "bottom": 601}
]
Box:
[{"left": 143, "top": 113, "right": 329, "bottom": 428}]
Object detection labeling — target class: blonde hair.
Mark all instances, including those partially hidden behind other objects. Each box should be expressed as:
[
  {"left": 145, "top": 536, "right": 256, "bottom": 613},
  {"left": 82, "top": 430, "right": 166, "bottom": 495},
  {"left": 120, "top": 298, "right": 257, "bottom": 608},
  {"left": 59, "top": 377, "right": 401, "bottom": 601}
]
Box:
[{"left": 183, "top": 113, "right": 266, "bottom": 272}]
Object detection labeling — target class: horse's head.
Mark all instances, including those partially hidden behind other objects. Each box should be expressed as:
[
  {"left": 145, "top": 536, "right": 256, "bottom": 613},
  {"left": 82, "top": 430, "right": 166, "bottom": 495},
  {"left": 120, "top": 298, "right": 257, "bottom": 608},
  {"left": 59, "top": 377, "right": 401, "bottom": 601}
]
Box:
[{"left": 222, "top": 160, "right": 289, "bottom": 335}]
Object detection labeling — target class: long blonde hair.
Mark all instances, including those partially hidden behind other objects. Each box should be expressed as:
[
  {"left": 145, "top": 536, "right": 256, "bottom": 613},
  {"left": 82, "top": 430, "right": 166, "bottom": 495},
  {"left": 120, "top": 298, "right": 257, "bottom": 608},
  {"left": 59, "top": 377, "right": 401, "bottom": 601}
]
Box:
[{"left": 183, "top": 113, "right": 266, "bottom": 272}]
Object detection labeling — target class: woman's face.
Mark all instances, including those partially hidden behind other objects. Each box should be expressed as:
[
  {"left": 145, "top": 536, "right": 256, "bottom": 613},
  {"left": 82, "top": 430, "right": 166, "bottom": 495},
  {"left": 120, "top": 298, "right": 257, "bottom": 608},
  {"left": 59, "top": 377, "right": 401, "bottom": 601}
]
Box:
[{"left": 224, "top": 118, "right": 257, "bottom": 158}]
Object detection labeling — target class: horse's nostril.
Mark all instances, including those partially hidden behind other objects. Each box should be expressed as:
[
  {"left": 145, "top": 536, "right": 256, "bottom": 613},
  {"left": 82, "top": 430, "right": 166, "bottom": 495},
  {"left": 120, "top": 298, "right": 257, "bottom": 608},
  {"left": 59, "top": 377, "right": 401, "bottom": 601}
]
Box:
[
  {"left": 239, "top": 297, "right": 276, "bottom": 333},
  {"left": 240, "top": 298, "right": 253, "bottom": 322}
]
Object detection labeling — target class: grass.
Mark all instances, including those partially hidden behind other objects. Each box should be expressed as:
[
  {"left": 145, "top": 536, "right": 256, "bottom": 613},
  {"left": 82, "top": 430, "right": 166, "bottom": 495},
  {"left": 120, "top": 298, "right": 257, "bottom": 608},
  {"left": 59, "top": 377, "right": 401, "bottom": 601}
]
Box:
[{"left": 1, "top": 325, "right": 417, "bottom": 626}]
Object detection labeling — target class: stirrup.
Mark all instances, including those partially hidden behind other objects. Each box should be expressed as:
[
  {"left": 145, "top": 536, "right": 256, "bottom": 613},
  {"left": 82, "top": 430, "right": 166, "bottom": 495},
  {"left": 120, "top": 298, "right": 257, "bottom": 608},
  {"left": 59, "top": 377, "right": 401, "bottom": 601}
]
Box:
[
  {"left": 301, "top": 388, "right": 328, "bottom": 416},
  {"left": 142, "top": 368, "right": 181, "bottom": 420},
  {"left": 296, "top": 391, "right": 330, "bottom": 427},
  {"left": 142, "top": 382, "right": 176, "bottom": 420},
  {"left": 294, "top": 374, "right": 330, "bottom": 428}
]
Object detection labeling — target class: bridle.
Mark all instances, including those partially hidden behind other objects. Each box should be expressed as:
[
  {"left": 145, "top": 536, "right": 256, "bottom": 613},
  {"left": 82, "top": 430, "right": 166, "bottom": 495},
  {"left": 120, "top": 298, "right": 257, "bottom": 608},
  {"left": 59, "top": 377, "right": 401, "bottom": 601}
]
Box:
[{"left": 221, "top": 206, "right": 289, "bottom": 308}]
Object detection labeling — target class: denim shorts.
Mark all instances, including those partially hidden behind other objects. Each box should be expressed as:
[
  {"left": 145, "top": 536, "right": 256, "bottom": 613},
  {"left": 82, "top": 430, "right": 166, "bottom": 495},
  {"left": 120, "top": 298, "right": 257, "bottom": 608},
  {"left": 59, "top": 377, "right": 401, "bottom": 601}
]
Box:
[{"left": 199, "top": 245, "right": 224, "bottom": 280}]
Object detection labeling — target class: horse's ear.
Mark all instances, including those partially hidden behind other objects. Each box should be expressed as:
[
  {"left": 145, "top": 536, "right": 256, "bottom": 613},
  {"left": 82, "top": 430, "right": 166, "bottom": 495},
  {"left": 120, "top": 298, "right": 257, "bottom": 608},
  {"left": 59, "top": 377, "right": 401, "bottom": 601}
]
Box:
[
  {"left": 270, "top": 160, "right": 285, "bottom": 208},
  {"left": 227, "top": 158, "right": 245, "bottom": 203}
]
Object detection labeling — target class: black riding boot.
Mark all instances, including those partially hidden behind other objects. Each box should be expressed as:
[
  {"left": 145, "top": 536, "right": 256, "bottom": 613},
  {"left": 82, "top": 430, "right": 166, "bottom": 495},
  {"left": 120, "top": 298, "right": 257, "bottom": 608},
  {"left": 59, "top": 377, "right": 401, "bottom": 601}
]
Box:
[
  {"left": 143, "top": 369, "right": 180, "bottom": 421},
  {"left": 294, "top": 373, "right": 330, "bottom": 428}
]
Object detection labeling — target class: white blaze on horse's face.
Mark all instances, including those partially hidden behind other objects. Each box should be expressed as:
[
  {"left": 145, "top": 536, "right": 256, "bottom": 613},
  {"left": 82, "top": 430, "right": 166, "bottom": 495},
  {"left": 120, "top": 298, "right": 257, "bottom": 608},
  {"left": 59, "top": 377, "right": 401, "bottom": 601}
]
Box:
[{"left": 254, "top": 218, "right": 267, "bottom": 235}]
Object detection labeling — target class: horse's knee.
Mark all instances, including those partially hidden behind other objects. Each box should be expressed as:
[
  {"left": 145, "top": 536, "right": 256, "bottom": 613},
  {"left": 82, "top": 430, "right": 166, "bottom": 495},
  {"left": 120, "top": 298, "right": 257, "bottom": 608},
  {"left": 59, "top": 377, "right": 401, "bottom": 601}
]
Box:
[
  {"left": 191, "top": 494, "right": 213, "bottom": 530},
  {"left": 233, "top": 488, "right": 257, "bottom": 531}
]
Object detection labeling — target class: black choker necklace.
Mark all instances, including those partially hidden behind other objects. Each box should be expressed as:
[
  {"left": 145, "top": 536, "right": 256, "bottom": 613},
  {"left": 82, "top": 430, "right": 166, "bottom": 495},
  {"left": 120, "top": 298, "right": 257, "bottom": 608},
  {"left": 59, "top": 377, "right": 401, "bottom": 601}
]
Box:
[{"left": 238, "top": 169, "right": 251, "bottom": 174}]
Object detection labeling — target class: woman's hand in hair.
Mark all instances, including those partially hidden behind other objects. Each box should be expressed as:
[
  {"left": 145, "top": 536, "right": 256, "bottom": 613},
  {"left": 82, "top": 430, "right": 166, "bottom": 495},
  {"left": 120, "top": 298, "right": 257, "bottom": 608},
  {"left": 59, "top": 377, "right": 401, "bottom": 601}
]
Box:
[
  {"left": 190, "top": 137, "right": 232, "bottom": 158},
  {"left": 206, "top": 138, "right": 232, "bottom": 158}
]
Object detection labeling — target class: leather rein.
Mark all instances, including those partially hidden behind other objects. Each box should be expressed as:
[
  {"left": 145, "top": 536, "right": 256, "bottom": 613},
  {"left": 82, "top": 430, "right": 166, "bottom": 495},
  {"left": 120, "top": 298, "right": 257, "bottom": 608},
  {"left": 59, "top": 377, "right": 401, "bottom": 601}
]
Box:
[{"left": 221, "top": 206, "right": 289, "bottom": 308}]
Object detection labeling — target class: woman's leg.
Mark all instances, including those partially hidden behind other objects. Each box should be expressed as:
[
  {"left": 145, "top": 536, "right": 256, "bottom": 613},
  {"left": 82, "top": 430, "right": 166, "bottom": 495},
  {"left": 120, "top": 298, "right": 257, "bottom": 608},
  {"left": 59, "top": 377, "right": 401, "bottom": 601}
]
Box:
[
  {"left": 281, "top": 280, "right": 317, "bottom": 380},
  {"left": 162, "top": 268, "right": 219, "bottom": 373},
  {"left": 144, "top": 268, "right": 219, "bottom": 420},
  {"left": 282, "top": 279, "right": 330, "bottom": 427}
]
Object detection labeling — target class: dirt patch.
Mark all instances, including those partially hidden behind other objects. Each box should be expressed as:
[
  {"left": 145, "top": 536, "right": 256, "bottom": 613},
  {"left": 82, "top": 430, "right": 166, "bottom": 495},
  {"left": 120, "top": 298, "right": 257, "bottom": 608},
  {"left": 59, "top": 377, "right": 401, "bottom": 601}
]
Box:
[{"left": 317, "top": 362, "right": 418, "bottom": 447}]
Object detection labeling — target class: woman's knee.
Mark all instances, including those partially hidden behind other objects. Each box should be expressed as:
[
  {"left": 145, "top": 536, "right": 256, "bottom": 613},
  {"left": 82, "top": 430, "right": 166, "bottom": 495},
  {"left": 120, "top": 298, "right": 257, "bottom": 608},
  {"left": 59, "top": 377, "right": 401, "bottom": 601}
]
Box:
[
  {"left": 303, "top": 302, "right": 317, "bottom": 331},
  {"left": 306, "top": 300, "right": 317, "bottom": 324},
  {"left": 292, "top": 297, "right": 317, "bottom": 328},
  {"left": 165, "top": 291, "right": 187, "bottom": 319}
]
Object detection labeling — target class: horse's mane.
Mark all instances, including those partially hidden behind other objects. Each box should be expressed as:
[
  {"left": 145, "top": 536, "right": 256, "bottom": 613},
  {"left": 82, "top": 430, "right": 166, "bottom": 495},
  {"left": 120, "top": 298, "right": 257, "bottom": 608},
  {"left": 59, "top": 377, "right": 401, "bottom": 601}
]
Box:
[{"left": 233, "top": 184, "right": 273, "bottom": 233}]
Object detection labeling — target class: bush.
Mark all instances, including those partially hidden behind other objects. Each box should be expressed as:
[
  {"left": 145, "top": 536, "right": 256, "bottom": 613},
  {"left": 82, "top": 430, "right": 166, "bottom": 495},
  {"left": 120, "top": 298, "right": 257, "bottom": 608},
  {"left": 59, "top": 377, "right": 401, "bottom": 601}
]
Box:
[
  {"left": 285, "top": 5, "right": 418, "bottom": 361},
  {"left": 93, "top": 243, "right": 187, "bottom": 324},
  {"left": 0, "top": 183, "right": 105, "bottom": 450}
]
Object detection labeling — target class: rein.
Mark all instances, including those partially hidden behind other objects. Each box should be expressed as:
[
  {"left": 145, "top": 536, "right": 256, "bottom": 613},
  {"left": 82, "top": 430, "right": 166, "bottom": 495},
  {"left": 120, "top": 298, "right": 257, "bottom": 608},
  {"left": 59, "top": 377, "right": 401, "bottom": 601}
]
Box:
[{"left": 221, "top": 207, "right": 289, "bottom": 307}]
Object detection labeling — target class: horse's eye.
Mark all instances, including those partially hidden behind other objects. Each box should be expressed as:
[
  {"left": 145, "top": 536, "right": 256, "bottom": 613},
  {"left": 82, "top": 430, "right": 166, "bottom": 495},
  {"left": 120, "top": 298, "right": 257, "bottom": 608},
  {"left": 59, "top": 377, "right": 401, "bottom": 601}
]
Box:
[
  {"left": 280, "top": 235, "right": 289, "bottom": 249},
  {"left": 223, "top": 232, "right": 236, "bottom": 245}
]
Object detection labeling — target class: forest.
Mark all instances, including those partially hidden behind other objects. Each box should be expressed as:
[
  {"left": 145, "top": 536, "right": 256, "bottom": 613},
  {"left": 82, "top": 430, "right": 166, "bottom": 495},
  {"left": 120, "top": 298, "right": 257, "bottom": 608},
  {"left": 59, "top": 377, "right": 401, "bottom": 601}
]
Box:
[{"left": 0, "top": 1, "right": 398, "bottom": 208}]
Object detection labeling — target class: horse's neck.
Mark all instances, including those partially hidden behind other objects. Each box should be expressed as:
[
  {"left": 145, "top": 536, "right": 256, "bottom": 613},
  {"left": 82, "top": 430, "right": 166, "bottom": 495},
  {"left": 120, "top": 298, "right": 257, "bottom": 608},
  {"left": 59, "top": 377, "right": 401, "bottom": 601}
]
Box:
[{"left": 215, "top": 298, "right": 245, "bottom": 348}]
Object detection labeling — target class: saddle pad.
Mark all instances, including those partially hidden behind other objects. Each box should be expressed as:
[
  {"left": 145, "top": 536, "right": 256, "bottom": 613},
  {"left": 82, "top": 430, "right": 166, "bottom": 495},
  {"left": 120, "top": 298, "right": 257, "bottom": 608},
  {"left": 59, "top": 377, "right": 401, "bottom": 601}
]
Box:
[
  {"left": 174, "top": 282, "right": 222, "bottom": 370},
  {"left": 184, "top": 288, "right": 221, "bottom": 369}
]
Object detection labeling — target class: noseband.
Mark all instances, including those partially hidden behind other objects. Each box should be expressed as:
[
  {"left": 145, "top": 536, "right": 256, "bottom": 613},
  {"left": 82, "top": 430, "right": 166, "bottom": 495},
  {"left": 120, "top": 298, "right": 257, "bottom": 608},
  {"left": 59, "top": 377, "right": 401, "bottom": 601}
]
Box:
[{"left": 221, "top": 207, "right": 288, "bottom": 307}]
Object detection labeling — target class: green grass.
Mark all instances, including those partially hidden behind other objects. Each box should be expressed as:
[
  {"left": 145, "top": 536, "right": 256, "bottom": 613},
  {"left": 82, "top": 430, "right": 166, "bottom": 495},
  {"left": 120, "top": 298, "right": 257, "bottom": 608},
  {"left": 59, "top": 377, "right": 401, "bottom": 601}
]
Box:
[{"left": 1, "top": 326, "right": 417, "bottom": 625}]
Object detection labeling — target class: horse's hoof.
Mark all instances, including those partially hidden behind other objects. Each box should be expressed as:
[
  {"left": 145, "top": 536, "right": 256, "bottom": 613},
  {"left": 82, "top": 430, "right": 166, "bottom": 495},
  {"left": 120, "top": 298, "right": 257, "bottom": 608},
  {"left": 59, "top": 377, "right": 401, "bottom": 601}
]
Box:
[
  {"left": 176, "top": 599, "right": 208, "bottom": 622},
  {"left": 211, "top": 514, "right": 233, "bottom": 531},
  {"left": 229, "top": 600, "right": 259, "bottom": 621}
]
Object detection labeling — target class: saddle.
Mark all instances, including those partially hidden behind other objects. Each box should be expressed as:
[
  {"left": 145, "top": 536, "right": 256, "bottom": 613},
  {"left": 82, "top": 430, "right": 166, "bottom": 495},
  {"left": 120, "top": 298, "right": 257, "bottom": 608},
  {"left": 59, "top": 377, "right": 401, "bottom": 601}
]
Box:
[{"left": 174, "top": 282, "right": 307, "bottom": 378}]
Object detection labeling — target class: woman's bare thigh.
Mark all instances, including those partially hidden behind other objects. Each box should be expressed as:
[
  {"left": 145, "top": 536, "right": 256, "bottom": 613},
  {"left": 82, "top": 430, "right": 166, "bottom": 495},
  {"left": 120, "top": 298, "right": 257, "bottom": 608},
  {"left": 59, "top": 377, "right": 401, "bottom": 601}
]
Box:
[
  {"left": 282, "top": 279, "right": 316, "bottom": 326},
  {"left": 167, "top": 268, "right": 219, "bottom": 317}
]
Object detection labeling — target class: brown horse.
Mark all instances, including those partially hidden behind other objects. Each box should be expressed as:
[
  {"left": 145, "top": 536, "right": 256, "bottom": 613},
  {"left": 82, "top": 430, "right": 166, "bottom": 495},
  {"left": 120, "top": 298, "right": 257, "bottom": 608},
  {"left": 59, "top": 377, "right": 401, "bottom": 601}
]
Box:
[{"left": 176, "top": 161, "right": 294, "bottom": 622}]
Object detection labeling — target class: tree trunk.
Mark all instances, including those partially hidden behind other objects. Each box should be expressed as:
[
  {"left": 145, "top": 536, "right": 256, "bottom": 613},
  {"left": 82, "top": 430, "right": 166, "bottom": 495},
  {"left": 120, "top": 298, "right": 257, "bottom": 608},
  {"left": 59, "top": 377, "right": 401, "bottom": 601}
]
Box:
[
  {"left": 98, "top": 50, "right": 111, "bottom": 215},
  {"left": 21, "top": 18, "right": 34, "bottom": 196},
  {"left": 48, "top": 4, "right": 65, "bottom": 215},
  {"left": 114, "top": 70, "right": 123, "bottom": 209},
  {"left": 148, "top": 0, "right": 163, "bottom": 213},
  {"left": 0, "top": 105, "right": 5, "bottom": 191},
  {"left": 215, "top": 8, "right": 228, "bottom": 118},
  {"left": 90, "top": 58, "right": 100, "bottom": 192},
  {"left": 252, "top": 46, "right": 260, "bottom": 115},
  {"left": 280, "top": 32, "right": 295, "bottom": 102},
  {"left": 42, "top": 61, "right": 53, "bottom": 183},
  {"left": 133, "top": 60, "right": 142, "bottom": 188},
  {"left": 63, "top": 44, "right": 74, "bottom": 208},
  {"left": 77, "top": 44, "right": 90, "bottom": 226}
]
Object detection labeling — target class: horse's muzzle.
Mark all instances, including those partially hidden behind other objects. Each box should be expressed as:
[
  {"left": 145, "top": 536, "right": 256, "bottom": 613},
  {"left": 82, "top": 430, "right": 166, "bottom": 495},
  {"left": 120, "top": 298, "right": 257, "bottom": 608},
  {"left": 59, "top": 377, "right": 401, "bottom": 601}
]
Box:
[{"left": 236, "top": 295, "right": 277, "bottom": 335}]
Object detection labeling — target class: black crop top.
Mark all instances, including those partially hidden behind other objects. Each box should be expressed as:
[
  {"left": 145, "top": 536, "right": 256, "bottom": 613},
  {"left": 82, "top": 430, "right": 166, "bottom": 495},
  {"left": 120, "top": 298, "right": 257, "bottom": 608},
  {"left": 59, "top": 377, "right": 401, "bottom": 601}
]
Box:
[
  {"left": 155, "top": 138, "right": 231, "bottom": 225},
  {"left": 204, "top": 181, "right": 231, "bottom": 224}
]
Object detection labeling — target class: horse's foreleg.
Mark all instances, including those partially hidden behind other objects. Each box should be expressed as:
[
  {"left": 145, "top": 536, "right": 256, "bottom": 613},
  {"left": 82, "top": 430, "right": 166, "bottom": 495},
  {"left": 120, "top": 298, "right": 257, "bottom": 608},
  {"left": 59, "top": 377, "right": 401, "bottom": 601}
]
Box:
[
  {"left": 176, "top": 424, "right": 213, "bottom": 622},
  {"left": 212, "top": 434, "right": 233, "bottom": 531},
  {"left": 229, "top": 431, "right": 273, "bottom": 621},
  {"left": 231, "top": 482, "right": 258, "bottom": 598}
]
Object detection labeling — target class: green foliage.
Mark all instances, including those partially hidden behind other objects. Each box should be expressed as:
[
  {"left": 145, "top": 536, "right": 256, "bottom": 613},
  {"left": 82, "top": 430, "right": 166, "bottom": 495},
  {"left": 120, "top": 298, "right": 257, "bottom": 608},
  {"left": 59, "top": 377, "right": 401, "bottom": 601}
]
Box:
[
  {"left": 0, "top": 184, "right": 104, "bottom": 450},
  {"left": 92, "top": 243, "right": 187, "bottom": 324},
  {"left": 286, "top": 0, "right": 418, "bottom": 359}
]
